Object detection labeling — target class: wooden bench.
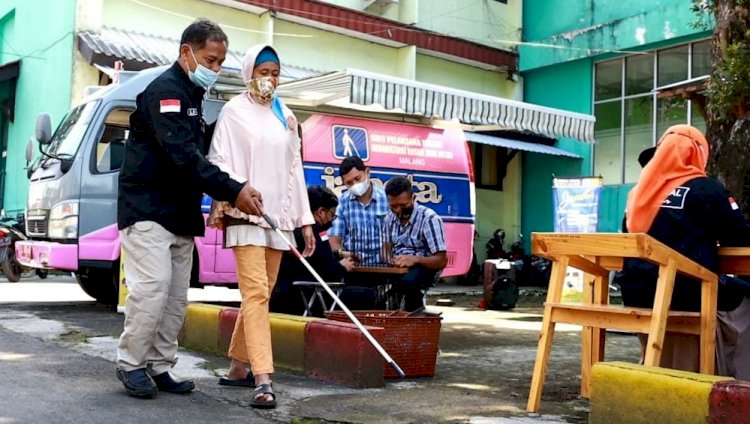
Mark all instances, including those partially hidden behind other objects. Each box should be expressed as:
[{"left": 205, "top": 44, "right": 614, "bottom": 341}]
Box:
[{"left": 526, "top": 233, "right": 719, "bottom": 413}]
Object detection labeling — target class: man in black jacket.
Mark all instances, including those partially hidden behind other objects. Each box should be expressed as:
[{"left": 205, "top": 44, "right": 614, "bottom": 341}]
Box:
[
  {"left": 116, "top": 19, "right": 262, "bottom": 399},
  {"left": 271, "top": 186, "right": 355, "bottom": 315}
]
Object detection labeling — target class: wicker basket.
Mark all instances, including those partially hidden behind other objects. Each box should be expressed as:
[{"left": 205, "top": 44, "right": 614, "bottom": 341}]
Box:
[{"left": 325, "top": 310, "right": 442, "bottom": 378}]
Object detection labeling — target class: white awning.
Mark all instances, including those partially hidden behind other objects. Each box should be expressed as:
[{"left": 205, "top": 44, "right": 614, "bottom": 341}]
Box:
[
  {"left": 465, "top": 132, "right": 582, "bottom": 159},
  {"left": 277, "top": 68, "right": 596, "bottom": 143}
]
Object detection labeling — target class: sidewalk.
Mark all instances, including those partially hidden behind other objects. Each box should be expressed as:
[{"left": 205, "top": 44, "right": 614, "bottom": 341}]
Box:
[{"left": 193, "top": 302, "right": 641, "bottom": 423}]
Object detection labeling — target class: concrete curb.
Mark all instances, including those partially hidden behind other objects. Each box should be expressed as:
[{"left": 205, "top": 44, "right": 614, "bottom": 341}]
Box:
[
  {"left": 179, "top": 302, "right": 385, "bottom": 388},
  {"left": 589, "top": 362, "right": 750, "bottom": 424}
]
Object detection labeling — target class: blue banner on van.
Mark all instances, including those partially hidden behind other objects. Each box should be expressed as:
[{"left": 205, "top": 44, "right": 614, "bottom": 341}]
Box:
[
  {"left": 202, "top": 165, "right": 475, "bottom": 224},
  {"left": 552, "top": 177, "right": 603, "bottom": 233},
  {"left": 304, "top": 163, "right": 474, "bottom": 223}
]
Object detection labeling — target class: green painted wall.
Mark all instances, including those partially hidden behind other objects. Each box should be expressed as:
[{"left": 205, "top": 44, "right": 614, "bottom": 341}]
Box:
[
  {"left": 520, "top": 0, "right": 709, "bottom": 71},
  {"left": 522, "top": 0, "right": 711, "bottom": 236},
  {"left": 521, "top": 59, "right": 591, "bottom": 238},
  {"left": 0, "top": 1, "right": 76, "bottom": 214}
]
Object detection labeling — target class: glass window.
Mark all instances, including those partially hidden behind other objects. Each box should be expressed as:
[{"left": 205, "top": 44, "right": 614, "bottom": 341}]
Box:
[
  {"left": 657, "top": 45, "right": 689, "bottom": 87},
  {"left": 656, "top": 97, "right": 687, "bottom": 140},
  {"left": 624, "top": 97, "right": 653, "bottom": 183},
  {"left": 594, "top": 101, "right": 622, "bottom": 184},
  {"left": 625, "top": 54, "right": 654, "bottom": 95},
  {"left": 95, "top": 108, "right": 132, "bottom": 173},
  {"left": 46, "top": 101, "right": 100, "bottom": 158},
  {"left": 595, "top": 60, "right": 622, "bottom": 101},
  {"left": 691, "top": 40, "right": 712, "bottom": 78},
  {"left": 690, "top": 101, "right": 707, "bottom": 134}
]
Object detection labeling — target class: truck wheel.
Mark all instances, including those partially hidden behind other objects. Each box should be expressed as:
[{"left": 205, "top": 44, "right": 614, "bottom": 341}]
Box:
[
  {"left": 76, "top": 267, "right": 118, "bottom": 306},
  {"left": 1, "top": 248, "right": 22, "bottom": 283},
  {"left": 36, "top": 269, "right": 48, "bottom": 279}
]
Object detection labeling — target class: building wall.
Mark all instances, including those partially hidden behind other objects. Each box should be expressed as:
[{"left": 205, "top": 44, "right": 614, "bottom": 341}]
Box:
[
  {"left": 521, "top": 0, "right": 711, "bottom": 235},
  {"left": 0, "top": 0, "right": 76, "bottom": 214},
  {"left": 91, "top": 0, "right": 523, "bottom": 253},
  {"left": 318, "top": 0, "right": 522, "bottom": 50}
]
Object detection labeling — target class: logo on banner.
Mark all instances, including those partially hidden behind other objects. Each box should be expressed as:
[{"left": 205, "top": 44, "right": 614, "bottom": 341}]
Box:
[{"left": 332, "top": 125, "right": 369, "bottom": 161}]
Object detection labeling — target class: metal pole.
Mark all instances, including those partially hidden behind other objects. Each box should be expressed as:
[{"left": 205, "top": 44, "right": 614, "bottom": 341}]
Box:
[{"left": 262, "top": 214, "right": 405, "bottom": 378}]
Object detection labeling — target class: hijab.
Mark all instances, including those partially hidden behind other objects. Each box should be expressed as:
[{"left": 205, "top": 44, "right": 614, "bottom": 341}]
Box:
[
  {"left": 241, "top": 44, "right": 288, "bottom": 129},
  {"left": 625, "top": 124, "right": 709, "bottom": 233}
]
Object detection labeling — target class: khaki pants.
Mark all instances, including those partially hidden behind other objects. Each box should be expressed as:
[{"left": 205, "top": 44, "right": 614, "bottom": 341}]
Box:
[
  {"left": 228, "top": 245, "right": 282, "bottom": 375},
  {"left": 116, "top": 221, "right": 194, "bottom": 374}
]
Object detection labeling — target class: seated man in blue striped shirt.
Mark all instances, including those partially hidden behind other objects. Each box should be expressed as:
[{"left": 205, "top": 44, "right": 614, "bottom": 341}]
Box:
[{"left": 384, "top": 176, "right": 448, "bottom": 311}]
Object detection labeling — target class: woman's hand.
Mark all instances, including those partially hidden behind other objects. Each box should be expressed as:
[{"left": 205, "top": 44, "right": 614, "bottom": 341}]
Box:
[{"left": 301, "top": 225, "right": 316, "bottom": 257}]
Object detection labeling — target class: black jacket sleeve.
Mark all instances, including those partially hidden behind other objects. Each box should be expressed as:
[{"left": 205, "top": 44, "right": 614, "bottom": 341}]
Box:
[
  {"left": 143, "top": 86, "right": 244, "bottom": 202},
  {"left": 702, "top": 178, "right": 750, "bottom": 247}
]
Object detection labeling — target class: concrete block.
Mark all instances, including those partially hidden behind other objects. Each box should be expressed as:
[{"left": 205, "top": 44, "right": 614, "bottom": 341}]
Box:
[
  {"left": 709, "top": 380, "right": 750, "bottom": 424},
  {"left": 589, "top": 362, "right": 731, "bottom": 424},
  {"left": 304, "top": 319, "right": 385, "bottom": 388},
  {"left": 269, "top": 313, "right": 318, "bottom": 372},
  {"left": 218, "top": 307, "right": 239, "bottom": 355},
  {"left": 179, "top": 303, "right": 224, "bottom": 354}
]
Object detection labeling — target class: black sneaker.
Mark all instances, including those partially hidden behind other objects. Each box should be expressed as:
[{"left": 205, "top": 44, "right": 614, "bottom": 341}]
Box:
[
  {"left": 151, "top": 372, "right": 195, "bottom": 394},
  {"left": 116, "top": 368, "right": 157, "bottom": 399}
]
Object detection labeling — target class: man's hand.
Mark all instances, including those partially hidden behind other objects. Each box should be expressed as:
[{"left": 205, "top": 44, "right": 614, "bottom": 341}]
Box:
[
  {"left": 339, "top": 257, "right": 355, "bottom": 272},
  {"left": 393, "top": 255, "right": 419, "bottom": 268},
  {"left": 301, "top": 225, "right": 316, "bottom": 257},
  {"left": 235, "top": 184, "right": 263, "bottom": 216}
]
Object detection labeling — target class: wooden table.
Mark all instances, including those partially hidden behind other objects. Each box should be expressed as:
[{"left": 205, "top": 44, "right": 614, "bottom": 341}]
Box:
[
  {"left": 719, "top": 247, "right": 750, "bottom": 274},
  {"left": 526, "top": 232, "right": 718, "bottom": 413},
  {"left": 349, "top": 266, "right": 409, "bottom": 274}
]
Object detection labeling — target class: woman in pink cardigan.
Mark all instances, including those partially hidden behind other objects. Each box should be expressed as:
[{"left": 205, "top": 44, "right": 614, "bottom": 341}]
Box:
[{"left": 207, "top": 44, "right": 315, "bottom": 409}]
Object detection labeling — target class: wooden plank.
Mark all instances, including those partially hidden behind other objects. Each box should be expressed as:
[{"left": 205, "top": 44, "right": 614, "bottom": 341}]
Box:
[
  {"left": 718, "top": 249, "right": 750, "bottom": 274},
  {"left": 532, "top": 233, "right": 650, "bottom": 259},
  {"left": 700, "top": 278, "right": 718, "bottom": 375},
  {"left": 545, "top": 302, "right": 699, "bottom": 317},
  {"left": 548, "top": 306, "right": 701, "bottom": 335},
  {"left": 527, "top": 255, "right": 569, "bottom": 412},
  {"left": 560, "top": 255, "right": 610, "bottom": 278},
  {"left": 598, "top": 256, "right": 624, "bottom": 271},
  {"left": 643, "top": 259, "right": 677, "bottom": 367}
]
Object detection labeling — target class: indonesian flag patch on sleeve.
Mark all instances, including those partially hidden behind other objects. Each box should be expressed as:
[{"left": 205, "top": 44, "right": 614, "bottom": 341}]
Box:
[
  {"left": 319, "top": 231, "right": 329, "bottom": 242},
  {"left": 730, "top": 197, "right": 739, "bottom": 210},
  {"left": 159, "top": 99, "right": 181, "bottom": 114}
]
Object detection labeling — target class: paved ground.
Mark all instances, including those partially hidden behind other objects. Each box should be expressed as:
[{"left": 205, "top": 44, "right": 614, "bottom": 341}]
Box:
[{"left": 0, "top": 276, "right": 642, "bottom": 423}]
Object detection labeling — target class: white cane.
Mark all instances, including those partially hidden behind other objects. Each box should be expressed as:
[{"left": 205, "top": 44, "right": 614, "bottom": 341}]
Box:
[{"left": 262, "top": 214, "right": 405, "bottom": 378}]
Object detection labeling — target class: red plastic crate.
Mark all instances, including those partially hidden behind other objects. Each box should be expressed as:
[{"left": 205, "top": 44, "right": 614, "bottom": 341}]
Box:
[{"left": 325, "top": 310, "right": 442, "bottom": 378}]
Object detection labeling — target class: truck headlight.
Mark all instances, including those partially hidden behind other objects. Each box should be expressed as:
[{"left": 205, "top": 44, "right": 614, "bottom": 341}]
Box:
[{"left": 48, "top": 201, "right": 78, "bottom": 239}]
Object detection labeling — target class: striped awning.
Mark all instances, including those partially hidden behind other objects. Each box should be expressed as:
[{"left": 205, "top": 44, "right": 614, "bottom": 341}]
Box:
[
  {"left": 277, "top": 68, "right": 596, "bottom": 143},
  {"left": 465, "top": 132, "right": 582, "bottom": 159}
]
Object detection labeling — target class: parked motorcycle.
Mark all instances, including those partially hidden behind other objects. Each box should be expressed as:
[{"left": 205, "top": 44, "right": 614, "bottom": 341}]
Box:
[
  {"left": 0, "top": 213, "right": 47, "bottom": 282},
  {"left": 509, "top": 234, "right": 551, "bottom": 287}
]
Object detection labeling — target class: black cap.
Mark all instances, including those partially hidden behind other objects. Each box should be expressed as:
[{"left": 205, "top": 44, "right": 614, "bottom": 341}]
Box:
[{"left": 638, "top": 146, "right": 656, "bottom": 168}]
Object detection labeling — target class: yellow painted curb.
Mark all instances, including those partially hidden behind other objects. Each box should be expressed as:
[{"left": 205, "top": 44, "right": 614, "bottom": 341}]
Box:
[
  {"left": 270, "top": 313, "right": 319, "bottom": 372},
  {"left": 590, "top": 362, "right": 732, "bottom": 424},
  {"left": 180, "top": 303, "right": 224, "bottom": 353}
]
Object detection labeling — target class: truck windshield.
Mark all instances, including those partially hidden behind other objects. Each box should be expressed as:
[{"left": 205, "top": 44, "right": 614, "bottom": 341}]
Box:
[{"left": 45, "top": 100, "right": 100, "bottom": 158}]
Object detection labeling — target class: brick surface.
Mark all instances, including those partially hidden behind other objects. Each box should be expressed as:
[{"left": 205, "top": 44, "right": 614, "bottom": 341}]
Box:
[
  {"left": 180, "top": 303, "right": 224, "bottom": 353},
  {"left": 709, "top": 380, "right": 750, "bottom": 424},
  {"left": 269, "top": 313, "right": 318, "bottom": 372},
  {"left": 304, "top": 319, "right": 385, "bottom": 388},
  {"left": 218, "top": 307, "right": 239, "bottom": 355},
  {"left": 589, "top": 362, "right": 731, "bottom": 424}
]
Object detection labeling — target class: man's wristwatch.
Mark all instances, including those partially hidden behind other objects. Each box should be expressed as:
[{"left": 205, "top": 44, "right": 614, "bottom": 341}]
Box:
[{"left": 335, "top": 249, "right": 343, "bottom": 259}]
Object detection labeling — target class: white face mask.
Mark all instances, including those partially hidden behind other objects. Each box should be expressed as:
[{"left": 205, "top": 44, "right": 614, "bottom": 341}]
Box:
[{"left": 349, "top": 177, "right": 370, "bottom": 197}]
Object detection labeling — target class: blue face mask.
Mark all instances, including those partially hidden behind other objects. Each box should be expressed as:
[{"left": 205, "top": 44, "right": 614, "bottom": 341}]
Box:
[{"left": 187, "top": 47, "right": 219, "bottom": 89}]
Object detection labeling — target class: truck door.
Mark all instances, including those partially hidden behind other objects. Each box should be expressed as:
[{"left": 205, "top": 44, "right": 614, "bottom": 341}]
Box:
[{"left": 78, "top": 102, "right": 135, "bottom": 266}]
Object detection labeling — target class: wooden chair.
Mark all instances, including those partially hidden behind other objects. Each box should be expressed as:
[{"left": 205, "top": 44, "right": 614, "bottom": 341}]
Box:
[{"left": 526, "top": 233, "right": 719, "bottom": 413}]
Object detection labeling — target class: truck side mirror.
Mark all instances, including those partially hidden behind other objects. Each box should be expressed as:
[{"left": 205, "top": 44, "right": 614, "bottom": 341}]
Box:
[
  {"left": 35, "top": 113, "right": 52, "bottom": 145},
  {"left": 25, "top": 137, "right": 34, "bottom": 164}
]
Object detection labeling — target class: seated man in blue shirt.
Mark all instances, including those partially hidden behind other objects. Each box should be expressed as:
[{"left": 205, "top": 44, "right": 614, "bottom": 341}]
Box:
[
  {"left": 329, "top": 156, "right": 389, "bottom": 264},
  {"left": 384, "top": 176, "right": 447, "bottom": 311}
]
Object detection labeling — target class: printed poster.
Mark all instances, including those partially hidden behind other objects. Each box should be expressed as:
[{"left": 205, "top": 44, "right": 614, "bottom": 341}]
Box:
[{"left": 553, "top": 177, "right": 603, "bottom": 303}]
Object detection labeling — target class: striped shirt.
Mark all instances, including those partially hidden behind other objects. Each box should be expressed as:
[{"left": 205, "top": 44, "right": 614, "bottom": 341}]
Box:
[
  {"left": 328, "top": 184, "right": 390, "bottom": 265},
  {"left": 384, "top": 204, "right": 446, "bottom": 257}
]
